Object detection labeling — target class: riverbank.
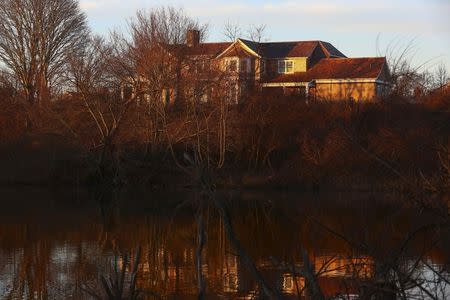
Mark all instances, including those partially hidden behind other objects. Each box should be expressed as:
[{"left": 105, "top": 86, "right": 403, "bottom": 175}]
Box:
[{"left": 0, "top": 143, "right": 444, "bottom": 193}]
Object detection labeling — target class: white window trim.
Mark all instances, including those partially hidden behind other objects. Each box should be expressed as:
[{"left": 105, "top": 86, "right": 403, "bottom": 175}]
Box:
[{"left": 278, "top": 60, "right": 294, "bottom": 74}]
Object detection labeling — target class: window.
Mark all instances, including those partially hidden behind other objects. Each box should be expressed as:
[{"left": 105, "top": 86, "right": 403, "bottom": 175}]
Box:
[
  {"left": 226, "top": 58, "right": 238, "bottom": 72},
  {"left": 278, "top": 60, "right": 294, "bottom": 74},
  {"left": 240, "top": 58, "right": 249, "bottom": 73}
]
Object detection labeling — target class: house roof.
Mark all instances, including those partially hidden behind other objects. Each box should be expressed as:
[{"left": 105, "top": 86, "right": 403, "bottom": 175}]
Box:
[
  {"left": 319, "top": 41, "right": 347, "bottom": 58},
  {"left": 238, "top": 39, "right": 261, "bottom": 55},
  {"left": 236, "top": 39, "right": 347, "bottom": 58},
  {"left": 263, "top": 41, "right": 318, "bottom": 58},
  {"left": 181, "top": 39, "right": 346, "bottom": 59},
  {"left": 184, "top": 42, "right": 232, "bottom": 56},
  {"left": 263, "top": 57, "right": 388, "bottom": 83}
]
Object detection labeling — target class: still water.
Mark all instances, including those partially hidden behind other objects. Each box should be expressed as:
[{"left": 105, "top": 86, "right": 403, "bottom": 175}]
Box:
[{"left": 0, "top": 188, "right": 449, "bottom": 299}]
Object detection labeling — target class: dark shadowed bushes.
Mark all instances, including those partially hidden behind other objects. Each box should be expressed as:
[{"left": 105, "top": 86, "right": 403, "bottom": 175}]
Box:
[{"left": 0, "top": 90, "right": 449, "bottom": 189}]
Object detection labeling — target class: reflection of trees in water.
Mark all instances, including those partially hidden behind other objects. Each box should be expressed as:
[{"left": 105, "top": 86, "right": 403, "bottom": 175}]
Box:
[
  {"left": 83, "top": 247, "right": 148, "bottom": 300},
  {"left": 304, "top": 197, "right": 450, "bottom": 300},
  {"left": 6, "top": 241, "right": 51, "bottom": 299},
  {"left": 1, "top": 240, "right": 102, "bottom": 299},
  {"left": 0, "top": 191, "right": 449, "bottom": 299}
]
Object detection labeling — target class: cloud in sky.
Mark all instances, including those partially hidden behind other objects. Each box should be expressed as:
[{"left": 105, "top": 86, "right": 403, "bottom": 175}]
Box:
[
  {"left": 81, "top": 0, "right": 449, "bottom": 33},
  {"left": 79, "top": 1, "right": 98, "bottom": 9},
  {"left": 80, "top": 0, "right": 450, "bottom": 70}
]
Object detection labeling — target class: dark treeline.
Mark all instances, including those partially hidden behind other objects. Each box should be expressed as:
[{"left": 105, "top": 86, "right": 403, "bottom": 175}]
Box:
[{"left": 0, "top": 1, "right": 449, "bottom": 191}]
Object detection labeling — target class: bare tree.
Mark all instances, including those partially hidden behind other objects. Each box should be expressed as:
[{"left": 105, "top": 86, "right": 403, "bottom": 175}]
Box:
[
  {"left": 0, "top": 68, "right": 14, "bottom": 89},
  {"left": 130, "top": 7, "right": 207, "bottom": 47},
  {"left": 433, "top": 63, "right": 449, "bottom": 90},
  {"left": 223, "top": 21, "right": 268, "bottom": 43},
  {"left": 376, "top": 35, "right": 437, "bottom": 98},
  {"left": 223, "top": 20, "right": 242, "bottom": 42},
  {"left": 246, "top": 24, "right": 268, "bottom": 43},
  {"left": 120, "top": 7, "right": 209, "bottom": 164},
  {"left": 0, "top": 0, "right": 89, "bottom": 104},
  {"left": 65, "top": 36, "right": 113, "bottom": 95},
  {"left": 0, "top": 69, "right": 17, "bottom": 105},
  {"left": 62, "top": 6, "right": 211, "bottom": 181},
  {"left": 65, "top": 35, "right": 139, "bottom": 182}
]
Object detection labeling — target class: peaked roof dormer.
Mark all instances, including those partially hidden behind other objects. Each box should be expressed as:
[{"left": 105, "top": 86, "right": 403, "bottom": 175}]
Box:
[
  {"left": 215, "top": 38, "right": 262, "bottom": 59},
  {"left": 317, "top": 41, "right": 347, "bottom": 58}
]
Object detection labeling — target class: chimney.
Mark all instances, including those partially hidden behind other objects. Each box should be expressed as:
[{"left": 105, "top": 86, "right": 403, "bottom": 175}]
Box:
[{"left": 186, "top": 29, "right": 200, "bottom": 47}]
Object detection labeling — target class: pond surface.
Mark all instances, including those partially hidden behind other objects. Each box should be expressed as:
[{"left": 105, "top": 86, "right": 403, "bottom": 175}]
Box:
[{"left": 0, "top": 188, "right": 449, "bottom": 299}]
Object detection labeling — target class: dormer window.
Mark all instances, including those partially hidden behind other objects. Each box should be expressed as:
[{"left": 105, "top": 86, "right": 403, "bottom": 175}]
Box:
[
  {"left": 225, "top": 57, "right": 251, "bottom": 73},
  {"left": 229, "top": 60, "right": 237, "bottom": 72},
  {"left": 278, "top": 60, "right": 294, "bottom": 74},
  {"left": 225, "top": 58, "right": 238, "bottom": 72}
]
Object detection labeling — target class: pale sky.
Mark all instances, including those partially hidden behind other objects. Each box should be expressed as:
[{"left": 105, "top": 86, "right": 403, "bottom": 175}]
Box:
[{"left": 80, "top": 0, "right": 450, "bottom": 72}]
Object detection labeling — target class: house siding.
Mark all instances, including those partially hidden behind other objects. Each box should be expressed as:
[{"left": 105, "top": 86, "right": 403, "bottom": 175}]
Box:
[
  {"left": 156, "top": 37, "right": 392, "bottom": 104},
  {"left": 314, "top": 82, "right": 378, "bottom": 101},
  {"left": 291, "top": 57, "right": 308, "bottom": 73},
  {"left": 266, "top": 57, "right": 308, "bottom": 74}
]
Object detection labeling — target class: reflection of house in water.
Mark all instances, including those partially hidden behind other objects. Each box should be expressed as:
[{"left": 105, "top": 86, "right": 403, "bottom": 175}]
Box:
[
  {"left": 315, "top": 255, "right": 373, "bottom": 279},
  {"left": 0, "top": 219, "right": 377, "bottom": 299},
  {"left": 133, "top": 245, "right": 376, "bottom": 298},
  {"left": 264, "top": 254, "right": 374, "bottom": 298},
  {"left": 0, "top": 233, "right": 447, "bottom": 299},
  {"left": 282, "top": 273, "right": 306, "bottom": 295},
  {"left": 94, "top": 234, "right": 383, "bottom": 299},
  {"left": 223, "top": 254, "right": 239, "bottom": 293},
  {"left": 1, "top": 194, "right": 449, "bottom": 299}
]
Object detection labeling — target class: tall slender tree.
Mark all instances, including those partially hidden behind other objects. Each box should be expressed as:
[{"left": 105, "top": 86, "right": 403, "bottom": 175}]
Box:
[{"left": 0, "top": 0, "right": 89, "bottom": 104}]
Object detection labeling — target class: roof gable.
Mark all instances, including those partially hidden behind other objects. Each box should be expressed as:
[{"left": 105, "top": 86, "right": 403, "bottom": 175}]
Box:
[
  {"left": 216, "top": 39, "right": 261, "bottom": 59},
  {"left": 318, "top": 41, "right": 347, "bottom": 58},
  {"left": 239, "top": 39, "right": 262, "bottom": 55}
]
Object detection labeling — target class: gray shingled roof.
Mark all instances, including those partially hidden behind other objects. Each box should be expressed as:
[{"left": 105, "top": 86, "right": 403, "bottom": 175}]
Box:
[{"left": 239, "top": 39, "right": 346, "bottom": 58}]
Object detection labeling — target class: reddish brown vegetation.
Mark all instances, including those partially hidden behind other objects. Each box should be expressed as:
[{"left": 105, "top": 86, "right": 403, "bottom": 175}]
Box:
[
  {"left": 0, "top": 4, "right": 447, "bottom": 190},
  {"left": 0, "top": 88, "right": 448, "bottom": 190}
]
